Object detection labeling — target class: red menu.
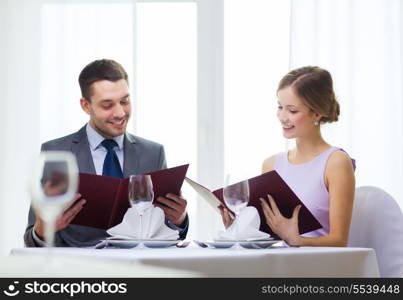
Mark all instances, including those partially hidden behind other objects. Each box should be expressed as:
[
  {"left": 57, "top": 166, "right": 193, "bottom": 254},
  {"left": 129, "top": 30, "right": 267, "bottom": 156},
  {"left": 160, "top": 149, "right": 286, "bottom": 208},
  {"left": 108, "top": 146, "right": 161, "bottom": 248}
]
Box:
[
  {"left": 186, "top": 170, "right": 322, "bottom": 238},
  {"left": 72, "top": 164, "right": 189, "bottom": 229}
]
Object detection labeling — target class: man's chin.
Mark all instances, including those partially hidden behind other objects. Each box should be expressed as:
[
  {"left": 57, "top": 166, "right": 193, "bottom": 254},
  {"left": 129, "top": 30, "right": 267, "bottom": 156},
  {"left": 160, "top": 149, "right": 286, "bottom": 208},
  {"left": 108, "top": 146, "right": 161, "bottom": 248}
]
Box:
[
  {"left": 110, "top": 128, "right": 126, "bottom": 137},
  {"left": 101, "top": 127, "right": 126, "bottom": 138}
]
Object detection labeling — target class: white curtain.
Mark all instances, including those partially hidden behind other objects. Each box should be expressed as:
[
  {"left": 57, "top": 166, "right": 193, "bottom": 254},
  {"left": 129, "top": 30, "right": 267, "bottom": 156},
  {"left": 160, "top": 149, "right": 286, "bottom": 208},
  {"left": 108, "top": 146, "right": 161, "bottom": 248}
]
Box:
[
  {"left": 0, "top": 0, "right": 42, "bottom": 255},
  {"left": 289, "top": 0, "right": 403, "bottom": 207},
  {"left": 0, "top": 0, "right": 136, "bottom": 255}
]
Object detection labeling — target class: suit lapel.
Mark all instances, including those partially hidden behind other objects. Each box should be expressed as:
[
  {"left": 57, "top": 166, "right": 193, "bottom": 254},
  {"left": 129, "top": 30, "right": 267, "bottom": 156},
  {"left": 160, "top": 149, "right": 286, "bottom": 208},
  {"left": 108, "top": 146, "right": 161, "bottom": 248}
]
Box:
[
  {"left": 71, "top": 125, "right": 96, "bottom": 174},
  {"left": 123, "top": 133, "right": 139, "bottom": 178}
]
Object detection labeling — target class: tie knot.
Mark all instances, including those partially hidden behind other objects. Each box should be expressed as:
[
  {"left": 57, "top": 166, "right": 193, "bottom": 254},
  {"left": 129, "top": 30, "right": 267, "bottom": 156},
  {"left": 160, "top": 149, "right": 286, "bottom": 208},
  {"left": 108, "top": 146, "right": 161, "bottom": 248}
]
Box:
[{"left": 101, "top": 139, "right": 119, "bottom": 151}]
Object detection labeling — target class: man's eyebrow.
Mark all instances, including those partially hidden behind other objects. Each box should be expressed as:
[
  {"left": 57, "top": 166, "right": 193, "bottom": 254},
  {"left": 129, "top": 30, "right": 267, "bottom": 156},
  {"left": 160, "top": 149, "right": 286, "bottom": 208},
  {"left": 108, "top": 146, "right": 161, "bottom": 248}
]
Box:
[
  {"left": 98, "top": 94, "right": 130, "bottom": 103},
  {"left": 100, "top": 99, "right": 113, "bottom": 103}
]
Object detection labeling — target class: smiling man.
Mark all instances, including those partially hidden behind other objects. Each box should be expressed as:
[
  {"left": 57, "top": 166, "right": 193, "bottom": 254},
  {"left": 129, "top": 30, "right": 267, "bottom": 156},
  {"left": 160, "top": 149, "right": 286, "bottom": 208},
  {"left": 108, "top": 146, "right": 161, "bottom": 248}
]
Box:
[{"left": 24, "top": 59, "right": 189, "bottom": 247}]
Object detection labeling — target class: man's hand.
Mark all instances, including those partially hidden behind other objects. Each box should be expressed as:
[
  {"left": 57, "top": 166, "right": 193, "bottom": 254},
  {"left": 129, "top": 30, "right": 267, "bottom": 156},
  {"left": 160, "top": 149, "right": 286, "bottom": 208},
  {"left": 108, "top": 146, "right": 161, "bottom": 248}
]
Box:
[
  {"left": 34, "top": 193, "right": 86, "bottom": 239},
  {"left": 154, "top": 193, "right": 187, "bottom": 226}
]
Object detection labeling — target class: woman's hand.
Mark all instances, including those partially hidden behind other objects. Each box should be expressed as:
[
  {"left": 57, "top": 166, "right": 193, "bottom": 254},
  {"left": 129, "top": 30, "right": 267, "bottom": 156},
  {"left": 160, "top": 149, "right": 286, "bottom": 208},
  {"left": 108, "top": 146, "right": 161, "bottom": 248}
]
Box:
[
  {"left": 260, "top": 194, "right": 302, "bottom": 246},
  {"left": 218, "top": 205, "right": 234, "bottom": 229}
]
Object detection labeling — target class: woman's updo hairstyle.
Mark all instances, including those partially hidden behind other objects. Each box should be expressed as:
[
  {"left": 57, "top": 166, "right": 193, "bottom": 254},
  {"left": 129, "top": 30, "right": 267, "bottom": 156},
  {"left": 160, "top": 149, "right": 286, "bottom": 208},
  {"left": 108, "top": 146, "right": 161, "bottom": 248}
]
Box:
[{"left": 278, "top": 66, "right": 340, "bottom": 124}]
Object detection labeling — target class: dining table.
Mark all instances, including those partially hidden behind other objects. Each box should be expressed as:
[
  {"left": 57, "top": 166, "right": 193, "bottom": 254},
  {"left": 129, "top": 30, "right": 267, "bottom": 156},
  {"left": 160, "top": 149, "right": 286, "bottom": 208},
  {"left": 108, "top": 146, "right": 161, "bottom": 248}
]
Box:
[{"left": 6, "top": 242, "right": 380, "bottom": 277}]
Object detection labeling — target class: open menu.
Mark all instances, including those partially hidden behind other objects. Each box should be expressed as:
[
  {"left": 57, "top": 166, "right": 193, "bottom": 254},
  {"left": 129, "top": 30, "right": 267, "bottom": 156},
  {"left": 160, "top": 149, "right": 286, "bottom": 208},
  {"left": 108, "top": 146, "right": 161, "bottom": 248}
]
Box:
[
  {"left": 185, "top": 170, "right": 322, "bottom": 237},
  {"left": 72, "top": 164, "right": 189, "bottom": 229}
]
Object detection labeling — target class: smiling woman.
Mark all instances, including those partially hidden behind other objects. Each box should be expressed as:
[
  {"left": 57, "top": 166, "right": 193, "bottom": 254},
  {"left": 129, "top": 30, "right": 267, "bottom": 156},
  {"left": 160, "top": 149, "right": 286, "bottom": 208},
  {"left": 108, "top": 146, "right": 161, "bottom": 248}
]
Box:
[
  {"left": 276, "top": 67, "right": 339, "bottom": 140},
  {"left": 221, "top": 66, "right": 356, "bottom": 247},
  {"left": 263, "top": 66, "right": 355, "bottom": 247}
]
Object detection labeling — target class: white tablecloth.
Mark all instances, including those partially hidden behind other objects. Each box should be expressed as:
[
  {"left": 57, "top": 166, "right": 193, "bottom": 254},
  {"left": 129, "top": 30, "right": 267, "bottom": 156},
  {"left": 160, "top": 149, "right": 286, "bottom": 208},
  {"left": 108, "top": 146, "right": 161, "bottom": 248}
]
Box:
[{"left": 8, "top": 244, "right": 379, "bottom": 277}]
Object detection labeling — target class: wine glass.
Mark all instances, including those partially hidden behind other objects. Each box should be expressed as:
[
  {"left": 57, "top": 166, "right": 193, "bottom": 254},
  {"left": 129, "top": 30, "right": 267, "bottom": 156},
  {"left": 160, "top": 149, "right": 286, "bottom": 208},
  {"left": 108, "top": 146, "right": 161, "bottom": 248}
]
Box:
[
  {"left": 30, "top": 151, "right": 78, "bottom": 247},
  {"left": 223, "top": 175, "right": 250, "bottom": 244},
  {"left": 128, "top": 174, "right": 154, "bottom": 240}
]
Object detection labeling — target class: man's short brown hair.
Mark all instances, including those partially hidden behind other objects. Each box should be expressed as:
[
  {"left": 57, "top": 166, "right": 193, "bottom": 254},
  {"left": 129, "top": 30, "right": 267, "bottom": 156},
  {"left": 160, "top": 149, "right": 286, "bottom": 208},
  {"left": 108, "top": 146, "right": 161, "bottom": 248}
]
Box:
[{"left": 78, "top": 59, "right": 128, "bottom": 101}]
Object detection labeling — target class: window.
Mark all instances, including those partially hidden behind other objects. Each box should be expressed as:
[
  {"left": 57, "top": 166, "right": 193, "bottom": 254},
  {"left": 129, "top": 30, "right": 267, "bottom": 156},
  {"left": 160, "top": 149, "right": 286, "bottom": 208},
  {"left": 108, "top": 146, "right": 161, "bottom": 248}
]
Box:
[
  {"left": 136, "top": 1, "right": 197, "bottom": 237},
  {"left": 40, "top": 1, "right": 134, "bottom": 143},
  {"left": 224, "top": 0, "right": 291, "bottom": 181}
]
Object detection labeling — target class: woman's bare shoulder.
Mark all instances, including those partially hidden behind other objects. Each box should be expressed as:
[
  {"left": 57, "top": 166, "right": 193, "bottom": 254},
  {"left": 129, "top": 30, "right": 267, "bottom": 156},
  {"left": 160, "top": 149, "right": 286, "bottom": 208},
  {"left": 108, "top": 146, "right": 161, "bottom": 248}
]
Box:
[
  {"left": 328, "top": 150, "right": 353, "bottom": 166},
  {"left": 326, "top": 149, "right": 355, "bottom": 177},
  {"left": 262, "top": 154, "right": 278, "bottom": 173}
]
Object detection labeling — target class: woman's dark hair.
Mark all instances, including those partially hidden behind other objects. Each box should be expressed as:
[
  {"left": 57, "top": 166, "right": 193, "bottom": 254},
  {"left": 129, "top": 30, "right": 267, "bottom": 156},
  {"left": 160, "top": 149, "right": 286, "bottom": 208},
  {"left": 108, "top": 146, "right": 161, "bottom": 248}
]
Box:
[{"left": 278, "top": 66, "right": 340, "bottom": 123}]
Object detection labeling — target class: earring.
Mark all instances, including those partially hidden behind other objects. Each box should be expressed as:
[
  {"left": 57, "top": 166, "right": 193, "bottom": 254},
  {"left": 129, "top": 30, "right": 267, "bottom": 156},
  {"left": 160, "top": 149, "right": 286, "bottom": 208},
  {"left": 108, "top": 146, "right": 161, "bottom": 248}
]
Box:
[{"left": 314, "top": 121, "right": 319, "bottom": 126}]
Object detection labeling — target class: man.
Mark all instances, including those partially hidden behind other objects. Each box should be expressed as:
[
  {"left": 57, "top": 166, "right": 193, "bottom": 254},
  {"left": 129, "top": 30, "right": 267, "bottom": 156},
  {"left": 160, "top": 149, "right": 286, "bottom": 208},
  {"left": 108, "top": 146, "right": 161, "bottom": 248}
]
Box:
[{"left": 24, "top": 59, "right": 188, "bottom": 247}]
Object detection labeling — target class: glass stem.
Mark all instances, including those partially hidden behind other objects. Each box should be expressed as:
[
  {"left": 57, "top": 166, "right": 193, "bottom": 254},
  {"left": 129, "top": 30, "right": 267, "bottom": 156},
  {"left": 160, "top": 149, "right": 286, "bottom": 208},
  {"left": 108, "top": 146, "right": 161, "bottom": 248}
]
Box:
[
  {"left": 45, "top": 218, "right": 56, "bottom": 247},
  {"left": 234, "top": 213, "right": 239, "bottom": 239},
  {"left": 139, "top": 214, "right": 143, "bottom": 239}
]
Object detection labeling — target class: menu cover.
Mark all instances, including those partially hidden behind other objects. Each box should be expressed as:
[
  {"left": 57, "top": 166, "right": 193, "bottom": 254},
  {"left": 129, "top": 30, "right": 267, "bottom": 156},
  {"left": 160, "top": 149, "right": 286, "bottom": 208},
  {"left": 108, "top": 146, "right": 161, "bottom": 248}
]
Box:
[
  {"left": 72, "top": 164, "right": 189, "bottom": 229},
  {"left": 185, "top": 170, "right": 322, "bottom": 237}
]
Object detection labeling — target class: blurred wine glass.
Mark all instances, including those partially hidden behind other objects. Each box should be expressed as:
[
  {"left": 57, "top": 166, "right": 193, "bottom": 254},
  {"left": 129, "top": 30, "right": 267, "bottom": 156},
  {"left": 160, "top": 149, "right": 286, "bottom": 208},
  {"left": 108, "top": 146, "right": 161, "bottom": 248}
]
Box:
[
  {"left": 30, "top": 151, "right": 78, "bottom": 247},
  {"left": 223, "top": 174, "right": 250, "bottom": 242},
  {"left": 128, "top": 174, "right": 154, "bottom": 239}
]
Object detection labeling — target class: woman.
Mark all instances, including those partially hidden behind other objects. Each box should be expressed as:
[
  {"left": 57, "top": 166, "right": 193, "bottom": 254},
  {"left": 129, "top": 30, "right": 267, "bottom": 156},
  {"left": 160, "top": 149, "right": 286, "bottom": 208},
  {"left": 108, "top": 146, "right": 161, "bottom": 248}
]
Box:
[{"left": 221, "top": 66, "right": 355, "bottom": 247}]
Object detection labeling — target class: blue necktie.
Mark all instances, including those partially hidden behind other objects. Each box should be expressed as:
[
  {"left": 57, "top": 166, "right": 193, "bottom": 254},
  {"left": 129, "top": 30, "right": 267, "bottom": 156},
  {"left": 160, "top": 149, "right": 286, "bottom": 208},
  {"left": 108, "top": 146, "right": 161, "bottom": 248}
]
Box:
[{"left": 101, "top": 139, "right": 124, "bottom": 178}]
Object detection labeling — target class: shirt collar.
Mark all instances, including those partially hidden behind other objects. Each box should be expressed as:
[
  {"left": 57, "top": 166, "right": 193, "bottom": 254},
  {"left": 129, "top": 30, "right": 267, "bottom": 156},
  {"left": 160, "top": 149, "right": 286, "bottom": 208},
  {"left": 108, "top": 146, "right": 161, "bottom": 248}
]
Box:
[{"left": 86, "top": 123, "right": 124, "bottom": 151}]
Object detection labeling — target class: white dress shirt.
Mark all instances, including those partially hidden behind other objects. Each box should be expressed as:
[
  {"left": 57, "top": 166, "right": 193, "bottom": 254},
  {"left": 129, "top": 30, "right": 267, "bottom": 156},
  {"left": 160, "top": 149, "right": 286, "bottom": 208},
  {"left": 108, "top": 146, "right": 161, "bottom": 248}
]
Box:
[{"left": 85, "top": 123, "right": 124, "bottom": 175}]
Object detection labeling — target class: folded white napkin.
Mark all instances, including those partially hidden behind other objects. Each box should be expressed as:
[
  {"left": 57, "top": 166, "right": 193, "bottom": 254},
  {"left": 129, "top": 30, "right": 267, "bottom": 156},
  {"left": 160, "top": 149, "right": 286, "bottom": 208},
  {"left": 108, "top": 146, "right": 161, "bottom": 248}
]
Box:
[
  {"left": 107, "top": 206, "right": 179, "bottom": 240},
  {"left": 216, "top": 206, "right": 271, "bottom": 240}
]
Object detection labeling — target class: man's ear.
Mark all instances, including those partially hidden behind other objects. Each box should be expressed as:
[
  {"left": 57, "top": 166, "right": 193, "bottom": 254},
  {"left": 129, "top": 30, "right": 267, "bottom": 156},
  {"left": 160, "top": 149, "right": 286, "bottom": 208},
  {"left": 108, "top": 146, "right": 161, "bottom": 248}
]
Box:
[{"left": 80, "top": 97, "right": 91, "bottom": 115}]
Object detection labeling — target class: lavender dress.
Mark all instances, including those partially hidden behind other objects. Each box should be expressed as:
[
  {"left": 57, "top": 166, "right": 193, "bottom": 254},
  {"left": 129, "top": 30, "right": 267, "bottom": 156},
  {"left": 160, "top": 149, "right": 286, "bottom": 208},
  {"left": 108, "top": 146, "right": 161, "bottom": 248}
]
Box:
[{"left": 274, "top": 147, "right": 349, "bottom": 237}]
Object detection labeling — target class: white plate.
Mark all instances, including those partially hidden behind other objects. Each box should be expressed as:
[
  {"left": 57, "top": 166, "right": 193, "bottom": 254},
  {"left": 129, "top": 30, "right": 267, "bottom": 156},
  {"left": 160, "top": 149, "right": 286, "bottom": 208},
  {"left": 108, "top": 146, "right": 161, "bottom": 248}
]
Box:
[
  {"left": 202, "top": 240, "right": 280, "bottom": 249},
  {"left": 95, "top": 239, "right": 178, "bottom": 249},
  {"left": 213, "top": 238, "right": 273, "bottom": 242},
  {"left": 238, "top": 240, "right": 281, "bottom": 249},
  {"left": 141, "top": 240, "right": 179, "bottom": 248}
]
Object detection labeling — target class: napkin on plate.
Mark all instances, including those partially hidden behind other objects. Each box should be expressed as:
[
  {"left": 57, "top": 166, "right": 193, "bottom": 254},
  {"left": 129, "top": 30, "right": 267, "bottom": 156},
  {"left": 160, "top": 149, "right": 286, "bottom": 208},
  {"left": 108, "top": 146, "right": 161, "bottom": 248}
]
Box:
[
  {"left": 216, "top": 206, "right": 271, "bottom": 240},
  {"left": 107, "top": 206, "right": 179, "bottom": 240}
]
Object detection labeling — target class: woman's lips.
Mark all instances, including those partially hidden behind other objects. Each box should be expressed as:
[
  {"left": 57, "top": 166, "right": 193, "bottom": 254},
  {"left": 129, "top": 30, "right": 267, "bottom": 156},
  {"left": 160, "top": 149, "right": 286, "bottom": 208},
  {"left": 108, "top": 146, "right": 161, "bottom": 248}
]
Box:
[{"left": 282, "top": 126, "right": 294, "bottom": 131}]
